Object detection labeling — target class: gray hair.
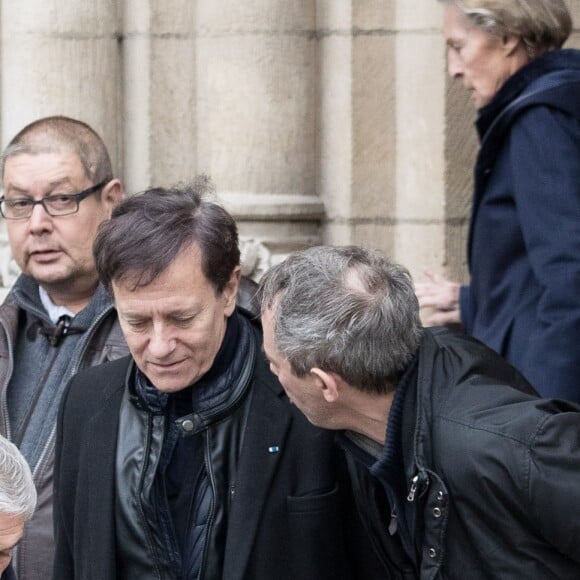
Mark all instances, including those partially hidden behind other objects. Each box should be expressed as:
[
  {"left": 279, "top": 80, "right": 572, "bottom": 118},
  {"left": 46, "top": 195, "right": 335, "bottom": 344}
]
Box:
[
  {"left": 0, "top": 436, "right": 37, "bottom": 519},
  {"left": 1, "top": 115, "right": 113, "bottom": 185},
  {"left": 439, "top": 0, "right": 572, "bottom": 57},
  {"left": 259, "top": 245, "right": 422, "bottom": 395}
]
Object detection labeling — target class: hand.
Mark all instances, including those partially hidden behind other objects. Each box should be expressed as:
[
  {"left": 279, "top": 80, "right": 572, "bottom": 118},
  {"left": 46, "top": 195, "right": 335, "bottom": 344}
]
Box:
[{"left": 415, "top": 270, "right": 461, "bottom": 326}]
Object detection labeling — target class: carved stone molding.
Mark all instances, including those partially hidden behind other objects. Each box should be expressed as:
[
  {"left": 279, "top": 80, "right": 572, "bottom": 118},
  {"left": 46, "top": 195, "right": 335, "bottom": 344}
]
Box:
[
  {"left": 239, "top": 237, "right": 272, "bottom": 281},
  {"left": 0, "top": 224, "right": 18, "bottom": 290},
  {"left": 221, "top": 191, "right": 325, "bottom": 281}
]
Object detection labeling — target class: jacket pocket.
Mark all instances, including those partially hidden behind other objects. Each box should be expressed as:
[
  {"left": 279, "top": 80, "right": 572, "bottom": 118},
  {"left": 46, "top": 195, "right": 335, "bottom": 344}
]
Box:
[
  {"left": 286, "top": 482, "right": 339, "bottom": 513},
  {"left": 285, "top": 484, "right": 350, "bottom": 580}
]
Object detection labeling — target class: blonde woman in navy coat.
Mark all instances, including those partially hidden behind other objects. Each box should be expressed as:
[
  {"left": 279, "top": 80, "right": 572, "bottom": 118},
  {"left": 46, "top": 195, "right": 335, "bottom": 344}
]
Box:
[{"left": 416, "top": 0, "right": 580, "bottom": 402}]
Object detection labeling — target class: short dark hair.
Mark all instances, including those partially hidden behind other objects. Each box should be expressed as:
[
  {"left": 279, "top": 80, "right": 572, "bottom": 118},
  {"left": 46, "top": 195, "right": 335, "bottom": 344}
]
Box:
[
  {"left": 1, "top": 115, "right": 113, "bottom": 185},
  {"left": 94, "top": 178, "right": 240, "bottom": 294}
]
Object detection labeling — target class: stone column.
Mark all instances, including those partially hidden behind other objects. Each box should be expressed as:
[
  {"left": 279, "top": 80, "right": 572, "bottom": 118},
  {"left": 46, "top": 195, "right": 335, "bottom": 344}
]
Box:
[
  {"left": 123, "top": 0, "right": 153, "bottom": 193},
  {"left": 317, "top": 1, "right": 398, "bottom": 259},
  {"left": 0, "top": 0, "right": 122, "bottom": 168},
  {"left": 566, "top": 0, "right": 580, "bottom": 48},
  {"left": 123, "top": 0, "right": 198, "bottom": 193},
  {"left": 0, "top": 0, "right": 122, "bottom": 295},
  {"left": 196, "top": 0, "right": 323, "bottom": 279},
  {"left": 317, "top": 0, "right": 469, "bottom": 283},
  {"left": 393, "top": 0, "right": 469, "bottom": 283}
]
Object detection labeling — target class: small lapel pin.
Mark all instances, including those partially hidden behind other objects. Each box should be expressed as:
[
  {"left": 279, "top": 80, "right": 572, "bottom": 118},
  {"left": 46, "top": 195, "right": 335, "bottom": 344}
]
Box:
[{"left": 268, "top": 445, "right": 280, "bottom": 454}]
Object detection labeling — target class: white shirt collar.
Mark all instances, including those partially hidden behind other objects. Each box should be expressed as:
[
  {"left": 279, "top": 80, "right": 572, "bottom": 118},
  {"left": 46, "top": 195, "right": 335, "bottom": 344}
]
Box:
[{"left": 39, "top": 286, "right": 75, "bottom": 324}]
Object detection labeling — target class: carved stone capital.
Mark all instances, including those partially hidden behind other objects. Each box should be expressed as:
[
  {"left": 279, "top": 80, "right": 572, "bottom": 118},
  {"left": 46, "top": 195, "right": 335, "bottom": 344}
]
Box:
[
  {"left": 0, "top": 224, "right": 18, "bottom": 290},
  {"left": 221, "top": 192, "right": 325, "bottom": 281}
]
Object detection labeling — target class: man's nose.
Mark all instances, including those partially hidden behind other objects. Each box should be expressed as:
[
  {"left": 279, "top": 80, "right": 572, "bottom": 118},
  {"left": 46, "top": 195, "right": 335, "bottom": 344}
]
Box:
[
  {"left": 27, "top": 201, "right": 54, "bottom": 232},
  {"left": 147, "top": 325, "right": 176, "bottom": 358}
]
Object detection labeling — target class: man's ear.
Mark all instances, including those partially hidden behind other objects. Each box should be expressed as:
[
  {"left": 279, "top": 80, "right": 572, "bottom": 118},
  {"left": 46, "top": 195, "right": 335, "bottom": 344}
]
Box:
[
  {"left": 223, "top": 266, "right": 241, "bottom": 316},
  {"left": 310, "top": 368, "right": 340, "bottom": 403},
  {"left": 101, "top": 179, "right": 124, "bottom": 216}
]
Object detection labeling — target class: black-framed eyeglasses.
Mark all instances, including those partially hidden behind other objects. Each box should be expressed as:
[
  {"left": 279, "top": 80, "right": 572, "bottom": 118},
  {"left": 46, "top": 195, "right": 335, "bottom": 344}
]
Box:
[{"left": 0, "top": 179, "right": 111, "bottom": 220}]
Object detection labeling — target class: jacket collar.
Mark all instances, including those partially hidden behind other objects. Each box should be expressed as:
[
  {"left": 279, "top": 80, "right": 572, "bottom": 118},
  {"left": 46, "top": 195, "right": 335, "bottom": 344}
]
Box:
[
  {"left": 476, "top": 49, "right": 580, "bottom": 138},
  {"left": 467, "top": 49, "right": 580, "bottom": 265},
  {"left": 222, "top": 368, "right": 293, "bottom": 580},
  {"left": 401, "top": 329, "right": 445, "bottom": 495},
  {"left": 129, "top": 310, "right": 255, "bottom": 433}
]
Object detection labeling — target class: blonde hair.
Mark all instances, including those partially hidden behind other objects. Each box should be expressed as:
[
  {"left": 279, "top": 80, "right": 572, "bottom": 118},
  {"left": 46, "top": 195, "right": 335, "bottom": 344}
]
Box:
[{"left": 440, "top": 0, "right": 572, "bottom": 57}]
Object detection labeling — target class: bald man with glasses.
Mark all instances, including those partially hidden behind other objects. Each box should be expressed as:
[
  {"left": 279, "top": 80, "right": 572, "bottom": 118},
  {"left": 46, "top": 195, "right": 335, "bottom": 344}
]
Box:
[{"left": 0, "top": 116, "right": 127, "bottom": 579}]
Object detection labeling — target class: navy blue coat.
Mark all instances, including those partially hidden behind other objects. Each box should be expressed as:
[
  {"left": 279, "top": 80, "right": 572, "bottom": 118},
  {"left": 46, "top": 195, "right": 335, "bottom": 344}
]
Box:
[
  {"left": 1, "top": 565, "right": 16, "bottom": 580},
  {"left": 460, "top": 49, "right": 580, "bottom": 401}
]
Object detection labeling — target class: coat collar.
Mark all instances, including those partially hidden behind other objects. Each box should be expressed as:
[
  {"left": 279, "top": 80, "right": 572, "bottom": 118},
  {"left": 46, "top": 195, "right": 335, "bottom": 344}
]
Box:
[
  {"left": 476, "top": 49, "right": 580, "bottom": 139},
  {"left": 83, "top": 360, "right": 130, "bottom": 579},
  {"left": 467, "top": 49, "right": 580, "bottom": 266},
  {"left": 82, "top": 328, "right": 292, "bottom": 580},
  {"left": 222, "top": 362, "right": 292, "bottom": 580}
]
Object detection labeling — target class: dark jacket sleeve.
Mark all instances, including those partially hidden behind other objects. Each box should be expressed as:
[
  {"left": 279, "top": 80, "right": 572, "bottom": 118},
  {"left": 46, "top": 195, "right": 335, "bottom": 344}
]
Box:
[
  {"left": 508, "top": 106, "right": 580, "bottom": 399},
  {"left": 459, "top": 285, "right": 472, "bottom": 331},
  {"left": 1, "top": 563, "right": 17, "bottom": 580},
  {"left": 52, "top": 358, "right": 128, "bottom": 580},
  {"left": 527, "top": 405, "right": 580, "bottom": 562},
  {"left": 52, "top": 376, "right": 76, "bottom": 579}
]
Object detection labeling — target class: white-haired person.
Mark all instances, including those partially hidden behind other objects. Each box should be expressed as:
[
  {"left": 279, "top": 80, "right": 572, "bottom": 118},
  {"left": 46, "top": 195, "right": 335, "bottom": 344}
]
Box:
[{"left": 0, "top": 435, "right": 36, "bottom": 579}]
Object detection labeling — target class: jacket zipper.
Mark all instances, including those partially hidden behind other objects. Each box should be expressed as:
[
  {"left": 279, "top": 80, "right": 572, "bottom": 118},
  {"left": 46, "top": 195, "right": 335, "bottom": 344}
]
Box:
[
  {"left": 138, "top": 412, "right": 164, "bottom": 580},
  {"left": 0, "top": 314, "right": 15, "bottom": 440},
  {"left": 198, "top": 429, "right": 216, "bottom": 578},
  {"left": 407, "top": 470, "right": 430, "bottom": 503},
  {"left": 407, "top": 474, "right": 420, "bottom": 502},
  {"left": 388, "top": 507, "right": 398, "bottom": 535}
]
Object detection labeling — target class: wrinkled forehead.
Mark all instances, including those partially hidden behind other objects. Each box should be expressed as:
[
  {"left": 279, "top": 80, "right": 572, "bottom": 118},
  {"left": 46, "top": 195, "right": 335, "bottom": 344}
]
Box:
[
  {"left": 2, "top": 150, "right": 88, "bottom": 193},
  {"left": 3, "top": 137, "right": 88, "bottom": 181}
]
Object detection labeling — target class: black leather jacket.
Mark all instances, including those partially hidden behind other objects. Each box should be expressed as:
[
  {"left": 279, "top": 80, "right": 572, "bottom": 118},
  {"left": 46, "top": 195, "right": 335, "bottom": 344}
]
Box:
[
  {"left": 344, "top": 328, "right": 580, "bottom": 579},
  {"left": 115, "top": 313, "right": 255, "bottom": 578},
  {"left": 54, "top": 308, "right": 386, "bottom": 579}
]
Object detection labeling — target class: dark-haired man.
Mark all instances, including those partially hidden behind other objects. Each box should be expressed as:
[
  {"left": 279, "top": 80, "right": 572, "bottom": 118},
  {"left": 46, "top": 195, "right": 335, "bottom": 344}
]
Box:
[
  {"left": 259, "top": 245, "right": 580, "bottom": 579},
  {"left": 0, "top": 116, "right": 127, "bottom": 579},
  {"left": 53, "top": 186, "right": 383, "bottom": 579}
]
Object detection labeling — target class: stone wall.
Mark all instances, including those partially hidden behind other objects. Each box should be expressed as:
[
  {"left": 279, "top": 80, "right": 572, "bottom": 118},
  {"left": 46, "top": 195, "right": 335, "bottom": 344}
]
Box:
[{"left": 0, "top": 0, "right": 578, "bottom": 292}]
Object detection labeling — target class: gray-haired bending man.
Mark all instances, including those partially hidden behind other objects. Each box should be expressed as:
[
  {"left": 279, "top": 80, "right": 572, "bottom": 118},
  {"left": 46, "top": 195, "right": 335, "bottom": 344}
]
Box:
[
  {"left": 259, "top": 245, "right": 580, "bottom": 579},
  {"left": 0, "top": 435, "right": 36, "bottom": 580}
]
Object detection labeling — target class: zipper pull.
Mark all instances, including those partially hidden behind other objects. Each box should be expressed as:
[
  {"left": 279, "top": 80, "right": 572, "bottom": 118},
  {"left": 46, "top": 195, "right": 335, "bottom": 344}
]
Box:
[
  {"left": 407, "top": 474, "right": 419, "bottom": 502},
  {"left": 407, "top": 471, "right": 429, "bottom": 502},
  {"left": 388, "top": 509, "right": 398, "bottom": 535}
]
